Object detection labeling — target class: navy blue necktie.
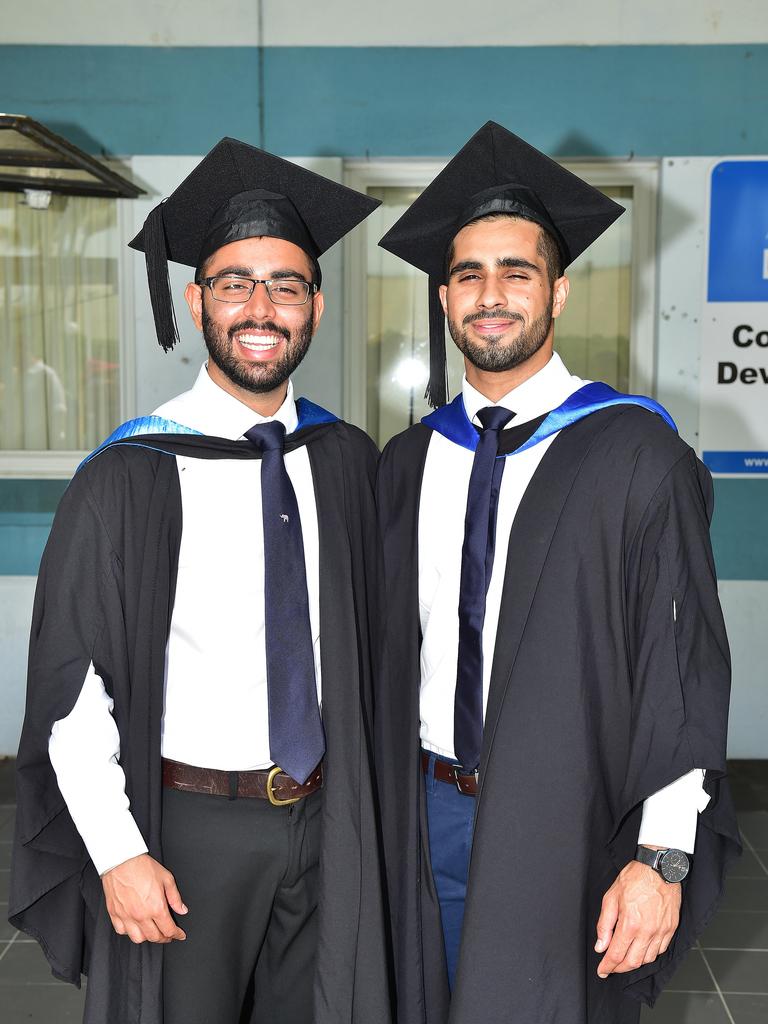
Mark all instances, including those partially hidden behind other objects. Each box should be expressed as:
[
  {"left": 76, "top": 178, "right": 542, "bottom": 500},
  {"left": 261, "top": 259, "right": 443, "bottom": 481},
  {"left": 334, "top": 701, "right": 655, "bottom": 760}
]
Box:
[
  {"left": 454, "top": 405, "right": 514, "bottom": 773},
  {"left": 244, "top": 421, "right": 325, "bottom": 784}
]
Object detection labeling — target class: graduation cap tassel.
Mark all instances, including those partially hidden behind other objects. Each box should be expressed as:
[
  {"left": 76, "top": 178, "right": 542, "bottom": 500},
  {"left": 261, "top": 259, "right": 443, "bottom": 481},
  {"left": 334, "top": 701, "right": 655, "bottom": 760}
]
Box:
[
  {"left": 143, "top": 203, "right": 180, "bottom": 352},
  {"left": 424, "top": 275, "right": 448, "bottom": 409}
]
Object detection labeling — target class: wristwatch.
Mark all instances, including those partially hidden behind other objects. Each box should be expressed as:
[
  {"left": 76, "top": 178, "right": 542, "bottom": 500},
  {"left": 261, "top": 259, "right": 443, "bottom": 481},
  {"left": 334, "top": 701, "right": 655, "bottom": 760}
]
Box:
[{"left": 635, "top": 845, "right": 690, "bottom": 883}]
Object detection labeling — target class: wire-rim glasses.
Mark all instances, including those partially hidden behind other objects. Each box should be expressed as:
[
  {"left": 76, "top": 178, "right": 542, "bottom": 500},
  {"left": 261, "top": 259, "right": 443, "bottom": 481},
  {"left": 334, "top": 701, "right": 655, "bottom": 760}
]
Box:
[{"left": 200, "top": 274, "right": 318, "bottom": 305}]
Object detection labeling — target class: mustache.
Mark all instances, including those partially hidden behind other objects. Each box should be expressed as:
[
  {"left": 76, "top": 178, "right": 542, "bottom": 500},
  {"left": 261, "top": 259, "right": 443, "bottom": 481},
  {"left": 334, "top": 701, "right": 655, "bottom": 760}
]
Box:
[
  {"left": 462, "top": 310, "right": 523, "bottom": 326},
  {"left": 228, "top": 319, "right": 291, "bottom": 341}
]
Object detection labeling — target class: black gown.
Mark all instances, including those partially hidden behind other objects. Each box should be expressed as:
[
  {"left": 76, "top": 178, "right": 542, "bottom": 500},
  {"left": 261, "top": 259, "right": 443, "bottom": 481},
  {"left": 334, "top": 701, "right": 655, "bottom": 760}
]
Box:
[
  {"left": 10, "top": 420, "right": 392, "bottom": 1024},
  {"left": 375, "top": 403, "right": 741, "bottom": 1024}
]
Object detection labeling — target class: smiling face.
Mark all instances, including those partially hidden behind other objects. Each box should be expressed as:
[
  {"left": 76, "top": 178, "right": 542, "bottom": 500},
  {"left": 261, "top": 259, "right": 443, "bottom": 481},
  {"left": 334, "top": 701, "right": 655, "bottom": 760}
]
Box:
[
  {"left": 184, "top": 235, "right": 324, "bottom": 412},
  {"left": 439, "top": 216, "right": 569, "bottom": 396}
]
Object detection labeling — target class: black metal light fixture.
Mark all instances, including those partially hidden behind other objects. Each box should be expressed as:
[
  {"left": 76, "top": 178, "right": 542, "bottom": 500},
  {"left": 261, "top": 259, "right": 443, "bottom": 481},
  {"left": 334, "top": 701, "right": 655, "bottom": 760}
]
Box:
[{"left": 0, "top": 114, "right": 144, "bottom": 201}]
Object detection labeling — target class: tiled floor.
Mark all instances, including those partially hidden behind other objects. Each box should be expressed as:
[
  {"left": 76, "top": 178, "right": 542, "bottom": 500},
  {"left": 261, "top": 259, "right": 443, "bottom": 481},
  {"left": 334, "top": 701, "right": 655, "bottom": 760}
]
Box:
[{"left": 1, "top": 760, "right": 767, "bottom": 1022}]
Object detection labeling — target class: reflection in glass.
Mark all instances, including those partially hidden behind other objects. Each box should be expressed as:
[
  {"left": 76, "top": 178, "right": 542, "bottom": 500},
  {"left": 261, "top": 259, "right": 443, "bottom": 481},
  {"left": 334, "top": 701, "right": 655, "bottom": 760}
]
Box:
[
  {"left": 366, "top": 184, "right": 633, "bottom": 449},
  {"left": 556, "top": 185, "right": 632, "bottom": 397}
]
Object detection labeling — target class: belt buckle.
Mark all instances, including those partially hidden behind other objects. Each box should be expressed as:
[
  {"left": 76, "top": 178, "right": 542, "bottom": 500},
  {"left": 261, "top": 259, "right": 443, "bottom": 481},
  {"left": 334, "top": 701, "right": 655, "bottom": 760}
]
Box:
[
  {"left": 266, "top": 765, "right": 302, "bottom": 807},
  {"left": 452, "top": 766, "right": 478, "bottom": 796}
]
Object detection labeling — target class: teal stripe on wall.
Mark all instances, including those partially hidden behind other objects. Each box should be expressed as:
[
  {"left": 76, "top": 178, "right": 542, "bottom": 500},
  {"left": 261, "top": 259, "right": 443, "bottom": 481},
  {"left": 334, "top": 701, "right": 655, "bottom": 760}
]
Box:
[
  {"left": 0, "top": 477, "right": 765, "bottom": 579},
  {"left": 0, "top": 45, "right": 766, "bottom": 158},
  {"left": 711, "top": 479, "right": 768, "bottom": 582},
  {"left": 0, "top": 480, "right": 67, "bottom": 576}
]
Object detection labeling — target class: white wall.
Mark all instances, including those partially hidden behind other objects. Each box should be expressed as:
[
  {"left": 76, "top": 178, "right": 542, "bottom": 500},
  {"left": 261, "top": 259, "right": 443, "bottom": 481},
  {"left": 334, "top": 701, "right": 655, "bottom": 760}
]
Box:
[
  {"left": 655, "top": 157, "right": 709, "bottom": 446},
  {"left": 721, "top": 582, "right": 768, "bottom": 759},
  {"left": 4, "top": 0, "right": 767, "bottom": 46},
  {"left": 0, "top": 578, "right": 36, "bottom": 755}
]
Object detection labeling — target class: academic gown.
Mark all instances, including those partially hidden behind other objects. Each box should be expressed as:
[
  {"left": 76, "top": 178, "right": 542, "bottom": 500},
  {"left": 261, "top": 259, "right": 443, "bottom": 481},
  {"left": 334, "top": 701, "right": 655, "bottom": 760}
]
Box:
[
  {"left": 10, "top": 417, "right": 392, "bottom": 1024},
  {"left": 375, "top": 402, "right": 741, "bottom": 1024}
]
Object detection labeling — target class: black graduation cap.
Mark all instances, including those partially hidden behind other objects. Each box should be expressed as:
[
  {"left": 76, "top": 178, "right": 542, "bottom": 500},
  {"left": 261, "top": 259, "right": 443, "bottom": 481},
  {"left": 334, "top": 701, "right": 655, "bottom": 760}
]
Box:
[
  {"left": 130, "top": 137, "right": 381, "bottom": 351},
  {"left": 378, "top": 121, "right": 625, "bottom": 407}
]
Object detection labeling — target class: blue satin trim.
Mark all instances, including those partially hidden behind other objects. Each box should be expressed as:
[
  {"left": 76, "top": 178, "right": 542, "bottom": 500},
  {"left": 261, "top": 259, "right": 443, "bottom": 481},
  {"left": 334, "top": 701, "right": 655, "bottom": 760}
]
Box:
[
  {"left": 295, "top": 397, "right": 340, "bottom": 428},
  {"left": 77, "top": 416, "right": 203, "bottom": 471},
  {"left": 421, "top": 382, "right": 677, "bottom": 456},
  {"left": 78, "top": 400, "right": 339, "bottom": 472}
]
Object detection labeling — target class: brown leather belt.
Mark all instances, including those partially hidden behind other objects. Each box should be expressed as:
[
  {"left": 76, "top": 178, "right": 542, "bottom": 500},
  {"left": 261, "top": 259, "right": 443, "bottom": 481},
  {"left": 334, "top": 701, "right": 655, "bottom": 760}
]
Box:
[
  {"left": 422, "top": 751, "right": 478, "bottom": 796},
  {"left": 162, "top": 758, "right": 322, "bottom": 806}
]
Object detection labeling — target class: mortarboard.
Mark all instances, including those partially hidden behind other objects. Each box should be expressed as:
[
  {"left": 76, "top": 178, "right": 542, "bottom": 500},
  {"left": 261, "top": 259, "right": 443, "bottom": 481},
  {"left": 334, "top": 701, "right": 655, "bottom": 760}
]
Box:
[
  {"left": 378, "top": 121, "right": 625, "bottom": 407},
  {"left": 130, "top": 137, "right": 381, "bottom": 351}
]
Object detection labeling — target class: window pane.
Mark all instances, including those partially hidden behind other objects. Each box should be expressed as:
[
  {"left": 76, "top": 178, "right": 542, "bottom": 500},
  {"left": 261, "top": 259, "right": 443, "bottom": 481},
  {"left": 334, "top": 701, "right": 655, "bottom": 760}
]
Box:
[
  {"left": 555, "top": 185, "right": 632, "bottom": 394},
  {"left": 365, "top": 183, "right": 633, "bottom": 448},
  {"left": 0, "top": 192, "right": 119, "bottom": 450}
]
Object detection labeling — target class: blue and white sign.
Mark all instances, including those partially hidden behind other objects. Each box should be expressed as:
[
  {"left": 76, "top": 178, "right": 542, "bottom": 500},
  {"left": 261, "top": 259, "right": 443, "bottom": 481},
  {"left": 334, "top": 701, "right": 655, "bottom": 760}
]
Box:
[{"left": 701, "top": 160, "right": 768, "bottom": 476}]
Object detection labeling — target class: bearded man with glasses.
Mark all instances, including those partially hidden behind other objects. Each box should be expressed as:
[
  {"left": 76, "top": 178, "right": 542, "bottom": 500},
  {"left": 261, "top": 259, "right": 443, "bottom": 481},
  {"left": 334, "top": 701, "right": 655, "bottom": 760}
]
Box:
[{"left": 10, "top": 139, "right": 392, "bottom": 1024}]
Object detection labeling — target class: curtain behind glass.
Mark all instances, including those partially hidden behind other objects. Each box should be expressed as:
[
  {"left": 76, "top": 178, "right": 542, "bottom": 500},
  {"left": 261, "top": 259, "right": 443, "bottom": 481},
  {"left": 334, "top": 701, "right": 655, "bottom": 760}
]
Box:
[
  {"left": 0, "top": 192, "right": 119, "bottom": 450},
  {"left": 556, "top": 185, "right": 633, "bottom": 393}
]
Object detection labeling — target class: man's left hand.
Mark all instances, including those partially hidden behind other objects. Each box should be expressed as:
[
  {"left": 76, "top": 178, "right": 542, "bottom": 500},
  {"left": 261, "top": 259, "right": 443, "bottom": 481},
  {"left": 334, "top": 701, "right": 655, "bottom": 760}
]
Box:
[{"left": 595, "top": 859, "right": 681, "bottom": 977}]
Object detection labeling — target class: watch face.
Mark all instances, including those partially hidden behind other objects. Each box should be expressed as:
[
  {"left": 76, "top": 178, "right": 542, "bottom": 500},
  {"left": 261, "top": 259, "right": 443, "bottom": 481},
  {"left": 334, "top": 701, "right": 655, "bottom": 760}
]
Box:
[{"left": 659, "top": 849, "right": 690, "bottom": 883}]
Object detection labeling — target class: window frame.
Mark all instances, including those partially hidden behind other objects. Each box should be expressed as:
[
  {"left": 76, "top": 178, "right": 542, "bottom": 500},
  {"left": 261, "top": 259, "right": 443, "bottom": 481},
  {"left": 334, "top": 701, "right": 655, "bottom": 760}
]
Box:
[
  {"left": 0, "top": 194, "right": 136, "bottom": 479},
  {"left": 343, "top": 158, "right": 659, "bottom": 431}
]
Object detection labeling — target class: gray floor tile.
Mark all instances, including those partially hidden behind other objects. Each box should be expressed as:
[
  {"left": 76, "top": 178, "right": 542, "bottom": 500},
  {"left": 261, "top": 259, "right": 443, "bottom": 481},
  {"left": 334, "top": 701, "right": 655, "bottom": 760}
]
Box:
[
  {"left": 0, "top": 981, "right": 86, "bottom": 1022},
  {"left": 0, "top": 842, "right": 12, "bottom": 870},
  {"left": 738, "top": 811, "right": 768, "bottom": 850},
  {"left": 701, "top": 909, "right": 768, "bottom": 950},
  {"left": 0, "top": 940, "right": 60, "bottom": 985},
  {"left": 0, "top": 918, "right": 17, "bottom": 941},
  {"left": 721, "top": 878, "right": 768, "bottom": 913},
  {"left": 0, "top": 817, "right": 14, "bottom": 841},
  {"left": 725, "top": 992, "right": 768, "bottom": 1022},
  {"left": 666, "top": 949, "right": 715, "bottom": 992},
  {"left": 729, "top": 848, "right": 768, "bottom": 879},
  {"left": 0, "top": 871, "right": 9, "bottom": 903},
  {"left": 705, "top": 949, "right": 768, "bottom": 994},
  {"left": 640, "top": 992, "right": 730, "bottom": 1023}
]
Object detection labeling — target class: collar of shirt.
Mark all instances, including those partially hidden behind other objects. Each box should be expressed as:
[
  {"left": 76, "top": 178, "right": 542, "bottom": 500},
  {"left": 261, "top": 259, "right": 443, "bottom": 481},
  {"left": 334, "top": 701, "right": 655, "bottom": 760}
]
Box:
[
  {"left": 461, "top": 352, "right": 588, "bottom": 429},
  {"left": 158, "top": 362, "right": 299, "bottom": 439}
]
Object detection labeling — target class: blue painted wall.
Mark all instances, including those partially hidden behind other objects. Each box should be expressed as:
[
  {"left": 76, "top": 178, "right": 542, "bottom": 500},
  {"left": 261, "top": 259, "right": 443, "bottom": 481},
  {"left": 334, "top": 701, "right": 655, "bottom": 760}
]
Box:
[
  {"left": 1, "top": 45, "right": 766, "bottom": 158},
  {"left": 0, "top": 481, "right": 66, "bottom": 575}
]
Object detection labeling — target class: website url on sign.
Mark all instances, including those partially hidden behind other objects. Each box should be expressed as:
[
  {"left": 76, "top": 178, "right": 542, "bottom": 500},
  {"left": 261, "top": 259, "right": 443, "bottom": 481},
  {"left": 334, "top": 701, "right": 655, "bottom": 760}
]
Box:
[{"left": 702, "top": 452, "right": 768, "bottom": 473}]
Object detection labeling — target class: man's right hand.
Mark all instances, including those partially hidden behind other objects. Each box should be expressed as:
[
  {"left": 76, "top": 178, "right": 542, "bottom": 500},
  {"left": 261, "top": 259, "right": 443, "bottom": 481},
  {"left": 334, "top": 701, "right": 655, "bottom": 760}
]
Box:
[{"left": 101, "top": 853, "right": 188, "bottom": 944}]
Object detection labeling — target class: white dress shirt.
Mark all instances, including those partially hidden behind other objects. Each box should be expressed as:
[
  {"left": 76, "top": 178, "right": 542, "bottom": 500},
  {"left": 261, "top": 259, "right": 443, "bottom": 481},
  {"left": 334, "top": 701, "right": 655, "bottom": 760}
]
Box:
[
  {"left": 417, "top": 352, "right": 708, "bottom": 853},
  {"left": 49, "top": 364, "right": 321, "bottom": 874}
]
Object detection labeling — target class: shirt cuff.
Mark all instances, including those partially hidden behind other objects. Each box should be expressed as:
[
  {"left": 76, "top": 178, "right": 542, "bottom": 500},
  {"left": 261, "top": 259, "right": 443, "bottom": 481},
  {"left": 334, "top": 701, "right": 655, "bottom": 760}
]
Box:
[
  {"left": 637, "top": 768, "right": 709, "bottom": 855},
  {"left": 81, "top": 809, "right": 149, "bottom": 877}
]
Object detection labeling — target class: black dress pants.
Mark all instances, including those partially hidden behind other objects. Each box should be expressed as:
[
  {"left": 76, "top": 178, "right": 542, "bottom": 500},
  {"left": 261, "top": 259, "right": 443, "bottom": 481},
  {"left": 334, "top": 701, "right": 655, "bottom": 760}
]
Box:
[{"left": 161, "top": 785, "right": 321, "bottom": 1024}]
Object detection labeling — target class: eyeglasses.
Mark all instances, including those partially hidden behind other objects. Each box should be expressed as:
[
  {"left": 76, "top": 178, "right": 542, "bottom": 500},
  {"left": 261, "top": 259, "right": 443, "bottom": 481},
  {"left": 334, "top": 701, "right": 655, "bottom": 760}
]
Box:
[{"left": 199, "top": 274, "right": 318, "bottom": 305}]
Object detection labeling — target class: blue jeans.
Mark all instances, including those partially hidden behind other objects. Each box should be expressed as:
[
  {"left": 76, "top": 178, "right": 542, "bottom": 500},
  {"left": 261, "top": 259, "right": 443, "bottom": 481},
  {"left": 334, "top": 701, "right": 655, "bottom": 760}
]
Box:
[{"left": 423, "top": 750, "right": 476, "bottom": 990}]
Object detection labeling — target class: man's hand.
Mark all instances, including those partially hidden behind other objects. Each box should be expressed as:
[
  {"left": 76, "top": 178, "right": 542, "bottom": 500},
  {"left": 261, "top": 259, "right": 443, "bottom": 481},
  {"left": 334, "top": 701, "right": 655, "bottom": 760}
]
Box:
[
  {"left": 595, "top": 859, "right": 681, "bottom": 977},
  {"left": 101, "top": 853, "right": 188, "bottom": 944}
]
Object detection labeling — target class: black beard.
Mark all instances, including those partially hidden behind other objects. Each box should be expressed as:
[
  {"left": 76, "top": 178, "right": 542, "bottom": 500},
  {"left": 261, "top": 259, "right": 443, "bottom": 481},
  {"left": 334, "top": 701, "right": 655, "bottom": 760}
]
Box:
[
  {"left": 201, "top": 306, "right": 314, "bottom": 394},
  {"left": 448, "top": 307, "right": 553, "bottom": 373}
]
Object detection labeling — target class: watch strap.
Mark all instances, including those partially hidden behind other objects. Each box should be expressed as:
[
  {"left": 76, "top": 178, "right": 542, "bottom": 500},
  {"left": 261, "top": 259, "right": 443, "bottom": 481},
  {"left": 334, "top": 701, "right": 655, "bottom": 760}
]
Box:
[{"left": 635, "top": 845, "right": 664, "bottom": 871}]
